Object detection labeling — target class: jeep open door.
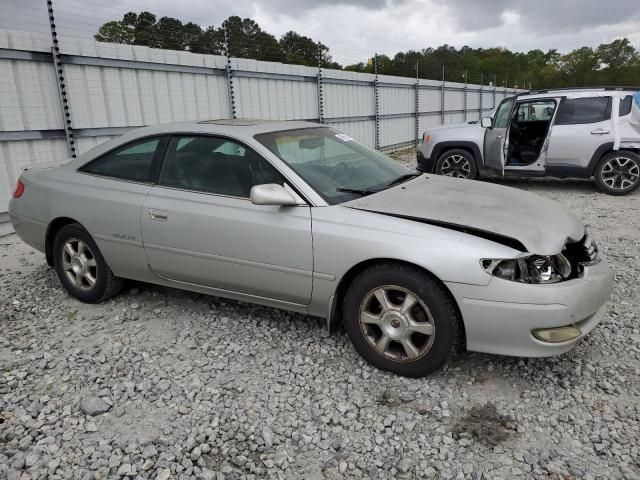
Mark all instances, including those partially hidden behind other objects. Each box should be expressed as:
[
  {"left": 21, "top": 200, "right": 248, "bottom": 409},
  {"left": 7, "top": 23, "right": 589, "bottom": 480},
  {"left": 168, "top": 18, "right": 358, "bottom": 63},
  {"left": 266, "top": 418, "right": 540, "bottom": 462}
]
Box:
[
  {"left": 483, "top": 97, "right": 514, "bottom": 175},
  {"left": 483, "top": 96, "right": 560, "bottom": 176}
]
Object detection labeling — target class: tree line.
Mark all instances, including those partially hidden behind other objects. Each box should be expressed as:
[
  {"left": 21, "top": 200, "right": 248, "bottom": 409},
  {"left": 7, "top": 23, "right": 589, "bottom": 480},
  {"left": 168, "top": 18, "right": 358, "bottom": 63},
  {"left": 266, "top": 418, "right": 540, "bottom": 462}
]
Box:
[
  {"left": 95, "top": 13, "right": 340, "bottom": 69},
  {"left": 96, "top": 13, "right": 640, "bottom": 89}
]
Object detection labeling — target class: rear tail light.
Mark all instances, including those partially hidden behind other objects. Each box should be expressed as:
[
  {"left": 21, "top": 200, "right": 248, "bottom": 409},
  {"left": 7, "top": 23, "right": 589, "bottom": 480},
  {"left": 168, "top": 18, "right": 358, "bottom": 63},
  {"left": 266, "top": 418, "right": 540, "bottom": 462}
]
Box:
[{"left": 13, "top": 179, "right": 25, "bottom": 198}]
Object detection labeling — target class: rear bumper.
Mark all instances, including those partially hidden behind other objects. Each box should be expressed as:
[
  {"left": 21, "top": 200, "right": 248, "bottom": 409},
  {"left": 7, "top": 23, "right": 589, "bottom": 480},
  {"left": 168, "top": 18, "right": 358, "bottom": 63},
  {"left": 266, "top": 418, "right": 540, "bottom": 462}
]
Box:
[
  {"left": 446, "top": 255, "right": 614, "bottom": 357},
  {"left": 8, "top": 208, "right": 46, "bottom": 253}
]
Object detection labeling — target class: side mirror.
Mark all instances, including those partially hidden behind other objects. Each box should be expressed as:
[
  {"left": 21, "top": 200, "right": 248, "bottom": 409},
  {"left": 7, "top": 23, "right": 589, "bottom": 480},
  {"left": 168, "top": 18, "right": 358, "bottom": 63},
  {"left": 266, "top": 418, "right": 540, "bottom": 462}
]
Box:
[
  {"left": 480, "top": 117, "right": 492, "bottom": 128},
  {"left": 250, "top": 184, "right": 297, "bottom": 206}
]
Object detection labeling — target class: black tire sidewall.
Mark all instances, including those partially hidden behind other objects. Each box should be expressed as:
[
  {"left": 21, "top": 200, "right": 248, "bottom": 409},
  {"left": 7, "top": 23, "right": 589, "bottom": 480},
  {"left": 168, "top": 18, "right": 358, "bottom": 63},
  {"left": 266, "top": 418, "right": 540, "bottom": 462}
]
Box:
[
  {"left": 436, "top": 149, "right": 478, "bottom": 179},
  {"left": 595, "top": 151, "right": 640, "bottom": 196},
  {"left": 52, "top": 224, "right": 112, "bottom": 303},
  {"left": 343, "top": 265, "right": 457, "bottom": 377}
]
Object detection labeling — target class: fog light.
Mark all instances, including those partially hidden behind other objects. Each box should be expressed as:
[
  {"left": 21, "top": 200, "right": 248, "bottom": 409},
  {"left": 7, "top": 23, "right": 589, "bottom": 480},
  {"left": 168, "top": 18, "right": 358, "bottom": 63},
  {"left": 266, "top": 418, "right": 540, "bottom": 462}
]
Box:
[{"left": 532, "top": 325, "right": 581, "bottom": 343}]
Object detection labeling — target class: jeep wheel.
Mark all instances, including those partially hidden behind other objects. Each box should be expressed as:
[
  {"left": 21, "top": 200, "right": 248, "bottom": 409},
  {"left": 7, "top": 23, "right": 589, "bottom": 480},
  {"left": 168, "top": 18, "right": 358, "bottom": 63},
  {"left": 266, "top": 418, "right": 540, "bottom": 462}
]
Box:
[
  {"left": 435, "top": 149, "right": 478, "bottom": 179},
  {"left": 595, "top": 151, "right": 640, "bottom": 195}
]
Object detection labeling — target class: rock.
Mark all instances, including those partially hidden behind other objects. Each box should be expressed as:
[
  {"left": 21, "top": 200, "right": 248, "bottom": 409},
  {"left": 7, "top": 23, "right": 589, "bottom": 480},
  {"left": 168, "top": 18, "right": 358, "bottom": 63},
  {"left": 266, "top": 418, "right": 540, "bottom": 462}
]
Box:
[
  {"left": 116, "top": 463, "right": 132, "bottom": 476},
  {"left": 155, "top": 468, "right": 171, "bottom": 480},
  {"left": 81, "top": 397, "right": 111, "bottom": 416}
]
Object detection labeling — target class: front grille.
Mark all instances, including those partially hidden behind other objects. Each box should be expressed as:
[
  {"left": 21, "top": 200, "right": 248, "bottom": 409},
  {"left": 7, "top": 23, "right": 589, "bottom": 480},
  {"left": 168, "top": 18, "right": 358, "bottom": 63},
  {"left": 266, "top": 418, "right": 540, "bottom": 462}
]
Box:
[{"left": 563, "top": 233, "right": 598, "bottom": 277}]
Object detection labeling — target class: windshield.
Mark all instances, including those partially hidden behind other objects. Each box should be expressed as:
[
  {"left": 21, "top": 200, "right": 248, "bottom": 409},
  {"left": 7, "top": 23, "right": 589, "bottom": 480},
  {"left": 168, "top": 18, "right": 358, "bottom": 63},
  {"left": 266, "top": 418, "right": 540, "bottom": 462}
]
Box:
[{"left": 255, "top": 127, "right": 412, "bottom": 205}]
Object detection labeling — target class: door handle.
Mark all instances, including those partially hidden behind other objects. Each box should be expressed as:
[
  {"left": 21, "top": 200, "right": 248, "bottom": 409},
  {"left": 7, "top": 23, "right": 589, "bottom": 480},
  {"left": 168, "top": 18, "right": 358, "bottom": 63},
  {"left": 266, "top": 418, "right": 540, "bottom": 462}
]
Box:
[
  {"left": 496, "top": 135, "right": 503, "bottom": 139},
  {"left": 149, "top": 210, "right": 168, "bottom": 221},
  {"left": 591, "top": 129, "right": 610, "bottom": 135}
]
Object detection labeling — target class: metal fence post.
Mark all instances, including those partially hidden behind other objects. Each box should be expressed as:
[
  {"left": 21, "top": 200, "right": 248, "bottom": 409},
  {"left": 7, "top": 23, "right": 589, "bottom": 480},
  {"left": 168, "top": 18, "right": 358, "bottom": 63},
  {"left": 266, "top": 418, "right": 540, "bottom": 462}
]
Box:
[
  {"left": 479, "top": 73, "right": 483, "bottom": 116},
  {"left": 415, "top": 61, "right": 420, "bottom": 148},
  {"left": 46, "top": 0, "right": 75, "bottom": 158},
  {"left": 316, "top": 43, "right": 324, "bottom": 124},
  {"left": 374, "top": 53, "right": 380, "bottom": 149},
  {"left": 441, "top": 65, "right": 445, "bottom": 125},
  {"left": 224, "top": 26, "right": 237, "bottom": 119},
  {"left": 493, "top": 74, "right": 497, "bottom": 108},
  {"left": 463, "top": 69, "right": 468, "bottom": 122}
]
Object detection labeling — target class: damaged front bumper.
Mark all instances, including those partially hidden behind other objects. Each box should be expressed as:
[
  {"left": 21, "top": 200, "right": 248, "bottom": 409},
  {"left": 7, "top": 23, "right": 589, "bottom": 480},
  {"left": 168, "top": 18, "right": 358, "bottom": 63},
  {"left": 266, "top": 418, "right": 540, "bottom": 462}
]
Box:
[{"left": 445, "top": 254, "right": 614, "bottom": 357}]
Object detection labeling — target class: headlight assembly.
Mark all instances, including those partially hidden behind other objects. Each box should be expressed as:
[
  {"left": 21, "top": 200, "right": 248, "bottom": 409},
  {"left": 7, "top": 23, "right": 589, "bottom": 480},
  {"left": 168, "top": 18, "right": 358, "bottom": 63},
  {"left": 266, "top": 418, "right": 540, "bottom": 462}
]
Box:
[{"left": 481, "top": 254, "right": 572, "bottom": 284}]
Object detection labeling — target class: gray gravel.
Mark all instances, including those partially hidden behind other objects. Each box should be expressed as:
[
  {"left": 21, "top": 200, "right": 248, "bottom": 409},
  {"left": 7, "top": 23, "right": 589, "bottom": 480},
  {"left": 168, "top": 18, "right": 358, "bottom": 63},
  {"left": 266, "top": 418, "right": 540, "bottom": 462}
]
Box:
[{"left": 1, "top": 149, "right": 640, "bottom": 479}]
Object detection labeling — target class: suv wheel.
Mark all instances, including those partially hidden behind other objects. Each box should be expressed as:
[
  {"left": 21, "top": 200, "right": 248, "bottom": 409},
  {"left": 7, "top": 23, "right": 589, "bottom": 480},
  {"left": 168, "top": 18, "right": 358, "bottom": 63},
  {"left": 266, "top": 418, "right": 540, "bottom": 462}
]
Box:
[
  {"left": 342, "top": 263, "right": 461, "bottom": 377},
  {"left": 52, "top": 223, "right": 124, "bottom": 303},
  {"left": 435, "top": 149, "right": 478, "bottom": 179},
  {"left": 595, "top": 151, "right": 640, "bottom": 195}
]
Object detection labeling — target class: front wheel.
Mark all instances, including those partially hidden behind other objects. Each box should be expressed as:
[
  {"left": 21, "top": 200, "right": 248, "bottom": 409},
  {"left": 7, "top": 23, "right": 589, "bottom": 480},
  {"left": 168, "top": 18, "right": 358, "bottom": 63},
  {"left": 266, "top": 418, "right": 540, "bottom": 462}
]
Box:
[
  {"left": 435, "top": 149, "right": 478, "bottom": 180},
  {"left": 342, "top": 263, "right": 461, "bottom": 377},
  {"left": 52, "top": 223, "right": 124, "bottom": 303},
  {"left": 594, "top": 151, "right": 640, "bottom": 195}
]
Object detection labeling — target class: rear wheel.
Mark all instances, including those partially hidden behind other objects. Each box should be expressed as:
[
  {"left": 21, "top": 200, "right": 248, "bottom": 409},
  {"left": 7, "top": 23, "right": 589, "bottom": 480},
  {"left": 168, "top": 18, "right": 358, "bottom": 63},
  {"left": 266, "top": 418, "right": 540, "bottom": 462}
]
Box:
[
  {"left": 435, "top": 149, "right": 478, "bottom": 179},
  {"left": 52, "top": 223, "right": 124, "bottom": 303},
  {"left": 343, "top": 263, "right": 461, "bottom": 377},
  {"left": 594, "top": 151, "right": 640, "bottom": 195}
]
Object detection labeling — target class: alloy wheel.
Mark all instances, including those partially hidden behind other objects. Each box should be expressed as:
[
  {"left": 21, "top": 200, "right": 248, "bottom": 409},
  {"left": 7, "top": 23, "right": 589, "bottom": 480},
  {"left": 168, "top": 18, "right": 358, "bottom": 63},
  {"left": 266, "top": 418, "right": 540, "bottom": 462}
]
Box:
[
  {"left": 359, "top": 285, "right": 435, "bottom": 362},
  {"left": 440, "top": 154, "right": 471, "bottom": 178},
  {"left": 61, "top": 238, "right": 98, "bottom": 291},
  {"left": 601, "top": 156, "right": 639, "bottom": 191}
]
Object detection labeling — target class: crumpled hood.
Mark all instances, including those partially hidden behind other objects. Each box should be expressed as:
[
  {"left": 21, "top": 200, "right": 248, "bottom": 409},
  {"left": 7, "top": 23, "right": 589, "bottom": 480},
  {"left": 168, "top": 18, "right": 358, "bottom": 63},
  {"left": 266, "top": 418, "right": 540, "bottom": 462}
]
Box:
[{"left": 346, "top": 175, "right": 585, "bottom": 255}]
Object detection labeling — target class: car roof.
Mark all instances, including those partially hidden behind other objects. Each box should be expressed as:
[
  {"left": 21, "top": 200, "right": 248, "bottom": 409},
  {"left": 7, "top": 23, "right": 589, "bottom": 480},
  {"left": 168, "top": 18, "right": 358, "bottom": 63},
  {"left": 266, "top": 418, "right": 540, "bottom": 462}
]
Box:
[
  {"left": 518, "top": 86, "right": 639, "bottom": 101},
  {"left": 126, "top": 119, "right": 324, "bottom": 138}
]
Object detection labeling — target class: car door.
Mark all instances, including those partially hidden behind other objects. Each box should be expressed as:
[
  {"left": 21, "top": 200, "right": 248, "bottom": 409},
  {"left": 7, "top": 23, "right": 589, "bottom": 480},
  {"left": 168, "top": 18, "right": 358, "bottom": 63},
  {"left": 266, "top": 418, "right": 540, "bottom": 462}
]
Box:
[
  {"left": 546, "top": 95, "right": 615, "bottom": 171},
  {"left": 483, "top": 97, "right": 515, "bottom": 174},
  {"left": 140, "top": 135, "right": 313, "bottom": 306}
]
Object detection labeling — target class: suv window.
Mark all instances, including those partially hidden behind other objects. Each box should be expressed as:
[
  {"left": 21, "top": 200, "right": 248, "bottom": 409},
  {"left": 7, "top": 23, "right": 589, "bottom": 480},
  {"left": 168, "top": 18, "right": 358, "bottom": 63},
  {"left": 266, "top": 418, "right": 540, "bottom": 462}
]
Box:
[
  {"left": 514, "top": 100, "right": 556, "bottom": 122},
  {"left": 158, "top": 136, "right": 283, "bottom": 197},
  {"left": 620, "top": 95, "right": 633, "bottom": 116},
  {"left": 493, "top": 98, "right": 514, "bottom": 128},
  {"left": 555, "top": 97, "right": 611, "bottom": 125},
  {"left": 81, "top": 138, "right": 160, "bottom": 182}
]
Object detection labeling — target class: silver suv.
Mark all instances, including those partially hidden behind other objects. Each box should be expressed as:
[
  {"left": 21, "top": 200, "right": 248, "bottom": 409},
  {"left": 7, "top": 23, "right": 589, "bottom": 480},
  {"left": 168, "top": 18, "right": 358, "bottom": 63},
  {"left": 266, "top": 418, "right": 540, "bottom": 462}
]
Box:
[{"left": 417, "top": 87, "right": 640, "bottom": 195}]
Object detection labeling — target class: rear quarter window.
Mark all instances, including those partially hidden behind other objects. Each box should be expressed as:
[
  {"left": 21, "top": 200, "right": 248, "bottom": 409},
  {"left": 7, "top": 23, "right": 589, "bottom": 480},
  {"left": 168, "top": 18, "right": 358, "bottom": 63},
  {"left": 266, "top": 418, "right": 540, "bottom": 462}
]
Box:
[
  {"left": 620, "top": 95, "right": 633, "bottom": 116},
  {"left": 80, "top": 138, "right": 160, "bottom": 182}
]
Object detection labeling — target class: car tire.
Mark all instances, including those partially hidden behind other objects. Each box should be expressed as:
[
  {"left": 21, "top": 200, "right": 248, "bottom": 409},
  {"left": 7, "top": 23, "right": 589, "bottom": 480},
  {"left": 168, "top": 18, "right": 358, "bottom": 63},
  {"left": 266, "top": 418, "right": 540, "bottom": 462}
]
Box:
[
  {"left": 342, "top": 263, "right": 461, "bottom": 377},
  {"left": 435, "top": 149, "right": 478, "bottom": 179},
  {"left": 52, "top": 223, "right": 124, "bottom": 303},
  {"left": 594, "top": 151, "right": 640, "bottom": 196}
]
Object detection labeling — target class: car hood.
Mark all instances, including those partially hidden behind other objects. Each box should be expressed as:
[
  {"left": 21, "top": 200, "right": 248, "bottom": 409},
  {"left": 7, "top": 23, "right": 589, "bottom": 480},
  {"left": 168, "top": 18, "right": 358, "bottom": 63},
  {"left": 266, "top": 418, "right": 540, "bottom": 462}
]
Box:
[{"left": 345, "top": 175, "right": 585, "bottom": 255}]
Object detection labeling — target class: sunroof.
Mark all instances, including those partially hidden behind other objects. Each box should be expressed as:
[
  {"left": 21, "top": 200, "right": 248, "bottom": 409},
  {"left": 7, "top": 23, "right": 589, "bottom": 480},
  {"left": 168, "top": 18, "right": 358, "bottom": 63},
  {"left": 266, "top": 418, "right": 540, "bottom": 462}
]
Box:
[{"left": 198, "top": 119, "right": 276, "bottom": 126}]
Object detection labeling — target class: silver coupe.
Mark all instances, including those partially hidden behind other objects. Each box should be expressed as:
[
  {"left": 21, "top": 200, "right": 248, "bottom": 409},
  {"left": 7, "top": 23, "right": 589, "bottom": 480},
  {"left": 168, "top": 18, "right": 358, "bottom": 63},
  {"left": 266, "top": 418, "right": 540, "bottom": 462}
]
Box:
[{"left": 9, "top": 120, "right": 613, "bottom": 377}]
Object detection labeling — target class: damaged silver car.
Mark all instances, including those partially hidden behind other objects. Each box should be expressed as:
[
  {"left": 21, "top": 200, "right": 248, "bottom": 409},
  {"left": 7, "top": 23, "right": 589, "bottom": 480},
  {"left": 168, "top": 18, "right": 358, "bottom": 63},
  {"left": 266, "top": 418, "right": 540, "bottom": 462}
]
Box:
[{"left": 9, "top": 120, "right": 613, "bottom": 376}]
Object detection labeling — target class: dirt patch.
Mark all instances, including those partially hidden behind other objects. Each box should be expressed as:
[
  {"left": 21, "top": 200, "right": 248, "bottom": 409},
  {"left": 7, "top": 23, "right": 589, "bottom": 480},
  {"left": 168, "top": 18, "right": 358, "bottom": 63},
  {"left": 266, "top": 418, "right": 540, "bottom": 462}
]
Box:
[{"left": 453, "top": 402, "right": 517, "bottom": 446}]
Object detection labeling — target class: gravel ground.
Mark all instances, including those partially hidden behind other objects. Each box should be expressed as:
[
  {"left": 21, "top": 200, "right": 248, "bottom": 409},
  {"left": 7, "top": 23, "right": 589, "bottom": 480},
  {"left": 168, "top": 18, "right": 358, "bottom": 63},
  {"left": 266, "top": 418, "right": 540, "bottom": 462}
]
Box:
[{"left": 1, "top": 149, "right": 640, "bottom": 480}]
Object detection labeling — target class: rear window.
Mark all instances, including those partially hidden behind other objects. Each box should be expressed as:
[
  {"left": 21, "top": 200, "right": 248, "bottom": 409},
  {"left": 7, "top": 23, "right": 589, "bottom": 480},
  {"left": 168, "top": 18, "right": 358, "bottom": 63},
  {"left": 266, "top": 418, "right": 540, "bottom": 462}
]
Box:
[{"left": 555, "top": 97, "right": 611, "bottom": 125}]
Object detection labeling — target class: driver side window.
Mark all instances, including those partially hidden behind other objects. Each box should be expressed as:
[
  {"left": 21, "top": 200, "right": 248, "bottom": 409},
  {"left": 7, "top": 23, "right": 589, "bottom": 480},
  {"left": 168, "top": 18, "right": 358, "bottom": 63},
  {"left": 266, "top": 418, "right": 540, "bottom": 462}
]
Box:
[
  {"left": 158, "top": 136, "right": 283, "bottom": 198},
  {"left": 493, "top": 99, "right": 514, "bottom": 128}
]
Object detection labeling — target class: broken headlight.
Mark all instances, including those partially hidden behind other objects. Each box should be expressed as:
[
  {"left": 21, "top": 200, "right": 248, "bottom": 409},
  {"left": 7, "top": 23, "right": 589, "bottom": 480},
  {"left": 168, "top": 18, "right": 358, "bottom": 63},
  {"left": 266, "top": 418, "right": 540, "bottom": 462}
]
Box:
[{"left": 480, "top": 254, "right": 572, "bottom": 284}]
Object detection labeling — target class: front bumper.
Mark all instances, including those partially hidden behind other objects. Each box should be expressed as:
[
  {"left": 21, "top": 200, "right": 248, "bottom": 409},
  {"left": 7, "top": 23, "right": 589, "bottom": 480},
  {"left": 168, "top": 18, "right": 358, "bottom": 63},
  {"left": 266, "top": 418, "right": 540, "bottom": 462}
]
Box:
[
  {"left": 445, "top": 255, "right": 614, "bottom": 357},
  {"left": 416, "top": 149, "right": 435, "bottom": 173}
]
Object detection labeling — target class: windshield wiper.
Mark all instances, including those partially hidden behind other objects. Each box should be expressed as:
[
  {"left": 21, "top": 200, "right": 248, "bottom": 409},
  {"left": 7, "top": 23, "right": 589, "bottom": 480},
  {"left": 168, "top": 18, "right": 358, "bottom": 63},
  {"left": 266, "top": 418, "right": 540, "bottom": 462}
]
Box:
[
  {"left": 335, "top": 187, "right": 377, "bottom": 196},
  {"left": 383, "top": 172, "right": 421, "bottom": 189}
]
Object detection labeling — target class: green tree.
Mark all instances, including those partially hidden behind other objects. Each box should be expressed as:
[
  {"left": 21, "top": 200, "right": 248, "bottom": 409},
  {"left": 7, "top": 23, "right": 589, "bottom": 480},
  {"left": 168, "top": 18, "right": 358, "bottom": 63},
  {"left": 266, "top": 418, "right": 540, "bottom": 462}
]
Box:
[{"left": 94, "top": 21, "right": 133, "bottom": 44}]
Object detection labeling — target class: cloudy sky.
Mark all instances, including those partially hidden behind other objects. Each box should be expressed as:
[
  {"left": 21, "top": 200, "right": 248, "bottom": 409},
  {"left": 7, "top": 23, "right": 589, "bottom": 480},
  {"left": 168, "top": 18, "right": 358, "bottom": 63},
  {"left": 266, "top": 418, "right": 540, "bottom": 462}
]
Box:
[{"left": 2, "top": 0, "right": 640, "bottom": 64}]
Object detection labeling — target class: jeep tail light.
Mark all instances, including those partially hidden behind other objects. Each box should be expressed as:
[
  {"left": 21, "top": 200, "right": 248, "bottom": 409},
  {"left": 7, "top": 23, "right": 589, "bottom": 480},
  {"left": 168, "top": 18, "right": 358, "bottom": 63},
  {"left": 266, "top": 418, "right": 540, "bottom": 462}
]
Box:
[{"left": 13, "top": 179, "right": 25, "bottom": 198}]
